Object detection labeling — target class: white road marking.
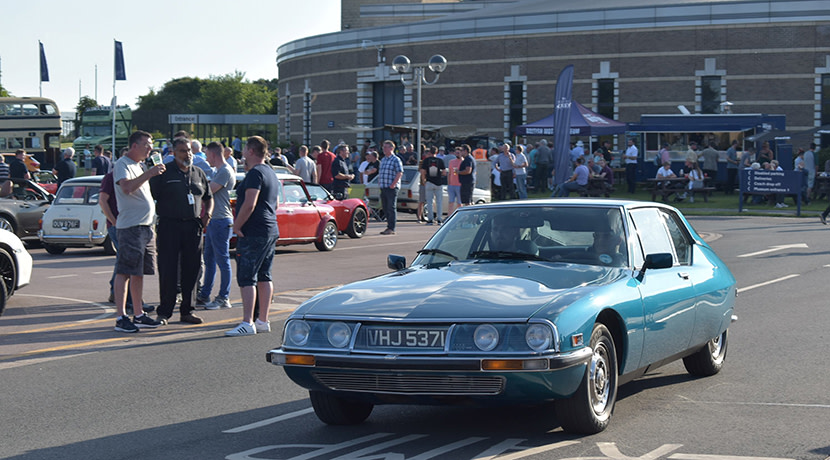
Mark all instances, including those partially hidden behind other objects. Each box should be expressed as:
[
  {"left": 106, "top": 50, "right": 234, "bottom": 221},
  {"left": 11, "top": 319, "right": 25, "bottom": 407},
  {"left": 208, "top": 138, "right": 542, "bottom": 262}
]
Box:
[
  {"left": 737, "top": 274, "right": 800, "bottom": 294},
  {"left": 737, "top": 243, "right": 808, "bottom": 258},
  {"left": 46, "top": 274, "right": 78, "bottom": 279},
  {"left": 16, "top": 293, "right": 114, "bottom": 320},
  {"left": 670, "top": 455, "right": 795, "bottom": 460},
  {"left": 222, "top": 407, "right": 314, "bottom": 433},
  {"left": 92, "top": 270, "right": 112, "bottom": 275}
]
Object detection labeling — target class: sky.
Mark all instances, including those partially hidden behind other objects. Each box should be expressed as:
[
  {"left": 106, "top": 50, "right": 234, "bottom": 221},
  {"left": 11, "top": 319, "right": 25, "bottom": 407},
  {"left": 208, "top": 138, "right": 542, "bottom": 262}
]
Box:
[{"left": 0, "top": 0, "right": 341, "bottom": 115}]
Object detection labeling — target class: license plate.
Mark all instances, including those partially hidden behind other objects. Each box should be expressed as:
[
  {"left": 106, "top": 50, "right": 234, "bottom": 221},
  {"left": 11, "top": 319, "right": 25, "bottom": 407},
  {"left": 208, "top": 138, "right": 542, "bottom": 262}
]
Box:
[
  {"left": 365, "top": 327, "right": 446, "bottom": 348},
  {"left": 53, "top": 219, "right": 80, "bottom": 229}
]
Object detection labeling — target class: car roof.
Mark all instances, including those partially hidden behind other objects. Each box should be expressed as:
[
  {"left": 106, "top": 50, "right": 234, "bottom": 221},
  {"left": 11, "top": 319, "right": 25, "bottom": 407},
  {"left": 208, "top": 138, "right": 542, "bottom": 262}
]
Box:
[
  {"left": 61, "top": 175, "right": 104, "bottom": 185},
  {"left": 465, "top": 198, "right": 679, "bottom": 212}
]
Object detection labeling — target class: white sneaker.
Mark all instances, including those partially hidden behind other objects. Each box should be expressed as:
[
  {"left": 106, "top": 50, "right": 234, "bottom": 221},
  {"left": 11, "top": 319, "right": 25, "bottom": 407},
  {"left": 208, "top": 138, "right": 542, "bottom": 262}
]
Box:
[
  {"left": 204, "top": 297, "right": 232, "bottom": 310},
  {"left": 255, "top": 319, "right": 271, "bottom": 333},
  {"left": 225, "top": 322, "right": 256, "bottom": 336}
]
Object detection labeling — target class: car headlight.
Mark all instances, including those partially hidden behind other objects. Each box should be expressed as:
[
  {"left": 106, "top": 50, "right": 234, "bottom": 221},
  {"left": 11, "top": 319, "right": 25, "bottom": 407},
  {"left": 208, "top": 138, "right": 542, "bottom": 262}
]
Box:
[
  {"left": 474, "top": 324, "right": 499, "bottom": 351},
  {"left": 326, "top": 322, "right": 351, "bottom": 348},
  {"left": 525, "top": 324, "right": 553, "bottom": 351},
  {"left": 285, "top": 320, "right": 310, "bottom": 346}
]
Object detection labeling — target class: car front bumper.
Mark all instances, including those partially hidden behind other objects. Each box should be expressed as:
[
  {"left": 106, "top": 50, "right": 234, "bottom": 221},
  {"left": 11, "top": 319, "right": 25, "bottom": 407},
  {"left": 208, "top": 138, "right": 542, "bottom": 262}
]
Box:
[{"left": 267, "top": 347, "right": 591, "bottom": 402}]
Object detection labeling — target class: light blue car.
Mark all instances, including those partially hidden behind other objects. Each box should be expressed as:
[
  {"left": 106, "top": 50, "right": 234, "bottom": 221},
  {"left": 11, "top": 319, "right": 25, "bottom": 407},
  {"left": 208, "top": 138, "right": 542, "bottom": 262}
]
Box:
[{"left": 268, "top": 199, "right": 737, "bottom": 434}]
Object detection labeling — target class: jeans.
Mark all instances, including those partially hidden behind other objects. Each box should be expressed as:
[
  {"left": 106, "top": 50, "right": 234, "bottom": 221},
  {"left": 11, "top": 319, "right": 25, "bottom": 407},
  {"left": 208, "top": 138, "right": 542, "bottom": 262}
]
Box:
[
  {"left": 236, "top": 234, "right": 279, "bottom": 287},
  {"left": 380, "top": 187, "right": 398, "bottom": 230},
  {"left": 515, "top": 173, "right": 527, "bottom": 199},
  {"left": 200, "top": 217, "right": 233, "bottom": 300},
  {"left": 424, "top": 182, "right": 443, "bottom": 222}
]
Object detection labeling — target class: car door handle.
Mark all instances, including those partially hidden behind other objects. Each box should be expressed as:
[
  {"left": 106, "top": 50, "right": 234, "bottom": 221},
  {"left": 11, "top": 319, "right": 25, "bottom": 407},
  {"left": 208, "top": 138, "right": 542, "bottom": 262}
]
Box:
[{"left": 678, "top": 272, "right": 690, "bottom": 280}]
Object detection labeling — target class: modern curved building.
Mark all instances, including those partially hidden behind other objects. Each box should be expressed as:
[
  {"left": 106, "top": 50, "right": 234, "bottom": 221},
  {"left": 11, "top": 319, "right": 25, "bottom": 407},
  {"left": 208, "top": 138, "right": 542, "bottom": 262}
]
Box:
[{"left": 276, "top": 0, "right": 830, "bottom": 150}]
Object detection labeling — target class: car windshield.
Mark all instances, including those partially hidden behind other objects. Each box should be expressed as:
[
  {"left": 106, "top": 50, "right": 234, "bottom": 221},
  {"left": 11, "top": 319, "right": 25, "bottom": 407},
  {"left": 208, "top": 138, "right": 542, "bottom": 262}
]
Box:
[
  {"left": 414, "top": 205, "right": 629, "bottom": 267},
  {"left": 305, "top": 184, "right": 331, "bottom": 201},
  {"left": 54, "top": 184, "right": 100, "bottom": 205}
]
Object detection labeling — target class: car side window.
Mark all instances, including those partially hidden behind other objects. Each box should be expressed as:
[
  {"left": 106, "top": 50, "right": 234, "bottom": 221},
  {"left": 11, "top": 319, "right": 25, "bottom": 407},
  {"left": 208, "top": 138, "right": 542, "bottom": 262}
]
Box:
[
  {"left": 629, "top": 208, "right": 677, "bottom": 265},
  {"left": 282, "top": 182, "right": 307, "bottom": 203},
  {"left": 660, "top": 210, "right": 692, "bottom": 265}
]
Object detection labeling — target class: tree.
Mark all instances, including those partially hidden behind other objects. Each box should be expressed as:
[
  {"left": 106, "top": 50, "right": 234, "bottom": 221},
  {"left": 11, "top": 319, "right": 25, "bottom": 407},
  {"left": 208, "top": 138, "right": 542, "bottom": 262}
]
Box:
[
  {"left": 193, "top": 71, "right": 277, "bottom": 114},
  {"left": 137, "top": 77, "right": 204, "bottom": 113},
  {"left": 75, "top": 96, "right": 98, "bottom": 115}
]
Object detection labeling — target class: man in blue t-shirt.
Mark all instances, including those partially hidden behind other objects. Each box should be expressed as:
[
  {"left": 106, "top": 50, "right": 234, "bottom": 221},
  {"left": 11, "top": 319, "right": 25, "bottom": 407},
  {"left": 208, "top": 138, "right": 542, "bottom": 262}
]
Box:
[{"left": 227, "top": 136, "right": 281, "bottom": 337}]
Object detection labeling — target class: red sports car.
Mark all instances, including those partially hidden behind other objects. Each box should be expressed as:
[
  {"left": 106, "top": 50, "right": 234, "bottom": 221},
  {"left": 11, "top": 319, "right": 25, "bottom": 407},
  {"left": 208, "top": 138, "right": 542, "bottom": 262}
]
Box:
[
  {"left": 304, "top": 183, "right": 368, "bottom": 238},
  {"left": 232, "top": 172, "right": 339, "bottom": 251}
]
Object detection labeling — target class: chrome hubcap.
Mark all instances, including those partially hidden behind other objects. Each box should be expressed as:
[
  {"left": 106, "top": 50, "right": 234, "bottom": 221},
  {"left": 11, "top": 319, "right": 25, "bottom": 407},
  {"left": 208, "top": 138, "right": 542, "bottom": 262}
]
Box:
[{"left": 590, "top": 344, "right": 610, "bottom": 413}]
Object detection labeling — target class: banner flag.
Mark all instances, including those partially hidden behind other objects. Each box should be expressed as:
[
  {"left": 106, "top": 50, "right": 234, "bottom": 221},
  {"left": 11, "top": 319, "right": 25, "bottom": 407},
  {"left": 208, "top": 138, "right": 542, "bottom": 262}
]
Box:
[
  {"left": 552, "top": 64, "right": 574, "bottom": 186},
  {"left": 114, "top": 40, "right": 126, "bottom": 81},
  {"left": 39, "top": 41, "right": 49, "bottom": 82}
]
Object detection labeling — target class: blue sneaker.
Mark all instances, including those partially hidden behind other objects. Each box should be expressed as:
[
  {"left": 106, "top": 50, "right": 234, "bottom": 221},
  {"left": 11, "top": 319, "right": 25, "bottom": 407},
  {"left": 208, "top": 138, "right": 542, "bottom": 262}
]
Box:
[{"left": 115, "top": 316, "right": 138, "bottom": 333}]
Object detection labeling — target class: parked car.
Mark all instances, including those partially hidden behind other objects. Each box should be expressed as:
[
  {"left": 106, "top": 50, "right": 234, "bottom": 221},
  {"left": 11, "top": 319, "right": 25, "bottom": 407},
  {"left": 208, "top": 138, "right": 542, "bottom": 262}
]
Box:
[
  {"left": 364, "top": 165, "right": 490, "bottom": 217},
  {"left": 268, "top": 199, "right": 737, "bottom": 434},
  {"left": 38, "top": 175, "right": 115, "bottom": 255},
  {"left": 0, "top": 178, "right": 52, "bottom": 240},
  {"left": 31, "top": 170, "right": 58, "bottom": 194},
  {"left": 305, "top": 183, "right": 368, "bottom": 238},
  {"left": 232, "top": 172, "right": 339, "bottom": 251},
  {"left": 0, "top": 228, "right": 33, "bottom": 317}
]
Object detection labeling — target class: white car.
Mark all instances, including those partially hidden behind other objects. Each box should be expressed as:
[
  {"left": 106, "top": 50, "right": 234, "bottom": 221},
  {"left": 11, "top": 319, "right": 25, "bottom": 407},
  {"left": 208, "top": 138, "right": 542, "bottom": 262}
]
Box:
[
  {"left": 38, "top": 176, "right": 115, "bottom": 255},
  {"left": 364, "top": 165, "right": 490, "bottom": 217},
  {"left": 0, "top": 228, "right": 33, "bottom": 316}
]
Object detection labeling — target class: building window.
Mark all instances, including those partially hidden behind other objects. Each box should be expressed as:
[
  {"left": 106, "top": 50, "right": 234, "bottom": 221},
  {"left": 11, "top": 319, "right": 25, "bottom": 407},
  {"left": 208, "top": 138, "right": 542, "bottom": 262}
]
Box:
[
  {"left": 303, "top": 92, "right": 311, "bottom": 146},
  {"left": 509, "top": 82, "right": 524, "bottom": 137},
  {"left": 701, "top": 76, "right": 722, "bottom": 114},
  {"left": 372, "top": 81, "right": 404, "bottom": 146},
  {"left": 597, "top": 79, "right": 615, "bottom": 119},
  {"left": 284, "top": 92, "right": 291, "bottom": 141},
  {"left": 822, "top": 74, "right": 830, "bottom": 148}
]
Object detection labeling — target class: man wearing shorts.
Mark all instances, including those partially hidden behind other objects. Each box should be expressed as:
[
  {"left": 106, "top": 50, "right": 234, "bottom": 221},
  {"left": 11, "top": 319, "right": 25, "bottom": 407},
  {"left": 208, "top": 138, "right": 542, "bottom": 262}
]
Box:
[
  {"left": 226, "top": 136, "right": 280, "bottom": 336},
  {"left": 112, "top": 130, "right": 167, "bottom": 333},
  {"left": 458, "top": 144, "right": 475, "bottom": 206}
]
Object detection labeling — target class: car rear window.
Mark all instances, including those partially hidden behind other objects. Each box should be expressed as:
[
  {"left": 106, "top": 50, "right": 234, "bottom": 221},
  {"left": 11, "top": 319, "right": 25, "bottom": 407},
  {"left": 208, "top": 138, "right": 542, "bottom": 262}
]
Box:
[{"left": 55, "top": 185, "right": 100, "bottom": 205}]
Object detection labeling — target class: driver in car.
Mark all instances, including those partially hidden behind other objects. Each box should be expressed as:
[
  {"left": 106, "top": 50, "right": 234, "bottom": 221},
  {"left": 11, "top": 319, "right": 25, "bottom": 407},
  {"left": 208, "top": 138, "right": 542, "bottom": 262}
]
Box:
[
  {"left": 590, "top": 230, "right": 625, "bottom": 266},
  {"left": 487, "top": 214, "right": 538, "bottom": 255}
]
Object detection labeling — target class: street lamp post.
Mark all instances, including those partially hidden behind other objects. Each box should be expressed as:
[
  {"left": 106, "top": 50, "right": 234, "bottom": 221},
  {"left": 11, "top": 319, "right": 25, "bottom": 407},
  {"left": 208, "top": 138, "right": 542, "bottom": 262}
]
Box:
[{"left": 391, "top": 54, "right": 448, "bottom": 164}]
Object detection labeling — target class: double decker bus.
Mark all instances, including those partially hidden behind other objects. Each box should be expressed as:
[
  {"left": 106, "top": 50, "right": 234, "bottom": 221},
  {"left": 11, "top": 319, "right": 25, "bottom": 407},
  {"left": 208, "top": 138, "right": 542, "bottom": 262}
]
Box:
[{"left": 0, "top": 97, "right": 62, "bottom": 169}]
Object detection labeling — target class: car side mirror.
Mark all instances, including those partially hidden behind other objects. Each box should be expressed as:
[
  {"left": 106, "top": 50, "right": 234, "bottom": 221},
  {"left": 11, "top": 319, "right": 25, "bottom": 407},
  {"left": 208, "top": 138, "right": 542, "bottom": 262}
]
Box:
[
  {"left": 637, "top": 253, "right": 673, "bottom": 281},
  {"left": 387, "top": 254, "right": 406, "bottom": 271}
]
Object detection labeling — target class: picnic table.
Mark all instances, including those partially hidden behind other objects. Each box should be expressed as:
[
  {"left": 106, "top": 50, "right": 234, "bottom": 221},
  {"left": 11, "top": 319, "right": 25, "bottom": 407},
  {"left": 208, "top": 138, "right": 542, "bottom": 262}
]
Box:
[{"left": 645, "top": 177, "right": 716, "bottom": 203}]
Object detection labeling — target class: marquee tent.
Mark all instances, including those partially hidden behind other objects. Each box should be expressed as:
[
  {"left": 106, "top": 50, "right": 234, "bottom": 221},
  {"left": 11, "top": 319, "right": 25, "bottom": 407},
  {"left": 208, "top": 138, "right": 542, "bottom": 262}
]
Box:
[{"left": 516, "top": 101, "right": 627, "bottom": 137}]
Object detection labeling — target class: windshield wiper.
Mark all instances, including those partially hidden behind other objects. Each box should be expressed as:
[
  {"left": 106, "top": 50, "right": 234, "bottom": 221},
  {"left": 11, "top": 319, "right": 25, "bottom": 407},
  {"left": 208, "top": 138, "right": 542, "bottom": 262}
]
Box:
[
  {"left": 417, "top": 248, "right": 458, "bottom": 260},
  {"left": 470, "top": 250, "right": 547, "bottom": 262}
]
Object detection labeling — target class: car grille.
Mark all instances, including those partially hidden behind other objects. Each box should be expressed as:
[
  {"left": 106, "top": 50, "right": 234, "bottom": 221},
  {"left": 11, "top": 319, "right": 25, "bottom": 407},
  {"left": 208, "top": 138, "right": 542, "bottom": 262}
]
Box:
[{"left": 311, "top": 371, "right": 505, "bottom": 395}]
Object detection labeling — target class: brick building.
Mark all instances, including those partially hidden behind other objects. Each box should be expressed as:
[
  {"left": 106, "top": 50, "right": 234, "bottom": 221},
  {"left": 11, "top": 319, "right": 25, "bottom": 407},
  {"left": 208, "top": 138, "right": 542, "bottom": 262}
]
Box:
[{"left": 277, "top": 0, "right": 830, "bottom": 151}]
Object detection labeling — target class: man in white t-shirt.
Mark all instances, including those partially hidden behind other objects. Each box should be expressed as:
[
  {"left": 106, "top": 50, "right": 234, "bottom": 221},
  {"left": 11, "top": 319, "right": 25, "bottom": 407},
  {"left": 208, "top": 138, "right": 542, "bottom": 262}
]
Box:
[{"left": 112, "top": 130, "right": 167, "bottom": 333}]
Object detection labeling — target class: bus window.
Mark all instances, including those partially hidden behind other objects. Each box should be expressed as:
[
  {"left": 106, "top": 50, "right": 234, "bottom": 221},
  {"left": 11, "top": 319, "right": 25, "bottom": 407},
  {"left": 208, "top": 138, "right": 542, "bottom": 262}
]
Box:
[
  {"left": 0, "top": 138, "right": 5, "bottom": 150},
  {"left": 8, "top": 138, "right": 24, "bottom": 149}
]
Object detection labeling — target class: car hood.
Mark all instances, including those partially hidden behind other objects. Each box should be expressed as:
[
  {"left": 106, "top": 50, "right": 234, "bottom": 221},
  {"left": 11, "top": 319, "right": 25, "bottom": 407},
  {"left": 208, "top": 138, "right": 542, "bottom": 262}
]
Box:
[{"left": 296, "top": 261, "right": 627, "bottom": 320}]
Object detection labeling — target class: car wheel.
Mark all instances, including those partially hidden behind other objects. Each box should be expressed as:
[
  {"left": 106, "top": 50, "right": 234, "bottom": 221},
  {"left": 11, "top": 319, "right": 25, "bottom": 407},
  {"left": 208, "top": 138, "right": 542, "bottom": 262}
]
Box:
[
  {"left": 556, "top": 323, "right": 618, "bottom": 434},
  {"left": 103, "top": 235, "right": 117, "bottom": 255},
  {"left": 315, "top": 221, "right": 337, "bottom": 251},
  {"left": 309, "top": 391, "right": 373, "bottom": 425},
  {"left": 0, "top": 247, "right": 15, "bottom": 303},
  {"left": 43, "top": 243, "right": 67, "bottom": 255},
  {"left": 346, "top": 207, "right": 368, "bottom": 238},
  {"left": 0, "top": 215, "right": 15, "bottom": 234},
  {"left": 683, "top": 329, "right": 728, "bottom": 377}
]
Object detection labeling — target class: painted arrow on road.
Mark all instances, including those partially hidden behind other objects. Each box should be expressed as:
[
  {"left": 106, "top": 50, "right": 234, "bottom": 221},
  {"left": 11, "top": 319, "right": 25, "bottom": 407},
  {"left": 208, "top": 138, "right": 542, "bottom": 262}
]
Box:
[{"left": 737, "top": 243, "right": 808, "bottom": 258}]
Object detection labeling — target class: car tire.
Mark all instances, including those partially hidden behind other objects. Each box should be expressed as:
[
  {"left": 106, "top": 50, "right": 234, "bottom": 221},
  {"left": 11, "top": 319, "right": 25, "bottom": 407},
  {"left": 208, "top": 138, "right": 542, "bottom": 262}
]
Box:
[
  {"left": 0, "top": 246, "right": 15, "bottom": 306},
  {"left": 103, "top": 235, "right": 117, "bottom": 255},
  {"left": 43, "top": 243, "right": 67, "bottom": 255},
  {"left": 346, "top": 207, "right": 367, "bottom": 239},
  {"left": 315, "top": 221, "right": 337, "bottom": 251},
  {"left": 556, "top": 323, "right": 618, "bottom": 434},
  {"left": 309, "top": 391, "right": 373, "bottom": 425},
  {"left": 683, "top": 329, "right": 728, "bottom": 377},
  {"left": 0, "top": 215, "right": 16, "bottom": 234},
  {"left": 0, "top": 271, "right": 8, "bottom": 317}
]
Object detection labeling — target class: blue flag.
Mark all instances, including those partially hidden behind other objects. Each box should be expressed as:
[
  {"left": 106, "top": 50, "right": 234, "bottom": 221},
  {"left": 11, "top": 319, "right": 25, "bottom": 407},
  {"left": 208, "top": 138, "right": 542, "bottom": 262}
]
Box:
[
  {"left": 39, "top": 41, "right": 49, "bottom": 82},
  {"left": 552, "top": 65, "right": 574, "bottom": 186},
  {"left": 114, "top": 40, "right": 126, "bottom": 81}
]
